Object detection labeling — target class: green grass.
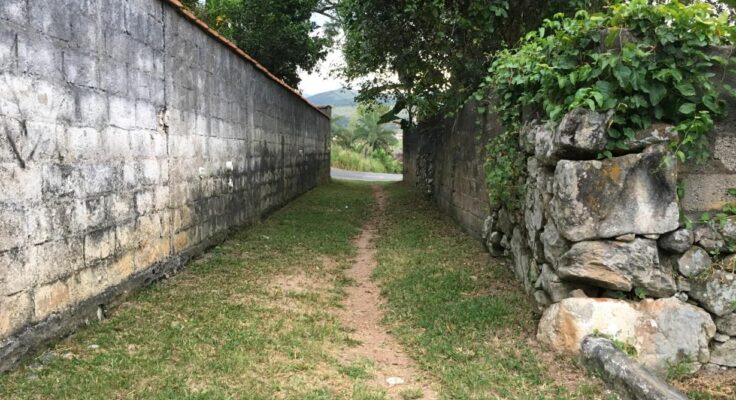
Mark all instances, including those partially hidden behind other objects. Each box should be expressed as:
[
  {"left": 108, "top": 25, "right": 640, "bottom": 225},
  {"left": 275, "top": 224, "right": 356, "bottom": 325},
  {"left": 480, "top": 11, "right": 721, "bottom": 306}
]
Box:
[
  {"left": 373, "top": 184, "right": 607, "bottom": 400},
  {"left": 0, "top": 182, "right": 378, "bottom": 400},
  {"left": 0, "top": 181, "right": 613, "bottom": 399}
]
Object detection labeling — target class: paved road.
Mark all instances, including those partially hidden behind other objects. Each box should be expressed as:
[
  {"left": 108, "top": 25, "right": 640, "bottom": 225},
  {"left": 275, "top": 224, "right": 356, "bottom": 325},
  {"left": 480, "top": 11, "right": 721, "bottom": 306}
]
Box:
[{"left": 331, "top": 168, "right": 403, "bottom": 182}]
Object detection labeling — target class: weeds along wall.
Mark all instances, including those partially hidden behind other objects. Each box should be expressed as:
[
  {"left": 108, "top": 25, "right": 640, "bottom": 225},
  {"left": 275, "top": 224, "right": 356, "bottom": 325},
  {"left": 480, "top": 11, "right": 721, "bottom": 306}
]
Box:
[{"left": 0, "top": 0, "right": 330, "bottom": 370}]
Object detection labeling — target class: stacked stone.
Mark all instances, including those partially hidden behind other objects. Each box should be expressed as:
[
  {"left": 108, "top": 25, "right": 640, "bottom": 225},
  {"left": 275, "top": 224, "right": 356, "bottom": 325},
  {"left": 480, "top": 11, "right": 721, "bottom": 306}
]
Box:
[{"left": 481, "top": 109, "right": 736, "bottom": 375}]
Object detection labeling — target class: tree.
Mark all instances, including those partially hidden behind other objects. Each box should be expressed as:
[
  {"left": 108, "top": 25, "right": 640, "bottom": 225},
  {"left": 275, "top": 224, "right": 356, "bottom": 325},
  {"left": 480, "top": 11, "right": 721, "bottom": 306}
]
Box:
[
  {"left": 337, "top": 0, "right": 610, "bottom": 125},
  {"left": 352, "top": 105, "right": 398, "bottom": 154},
  {"left": 181, "top": 0, "right": 330, "bottom": 88}
]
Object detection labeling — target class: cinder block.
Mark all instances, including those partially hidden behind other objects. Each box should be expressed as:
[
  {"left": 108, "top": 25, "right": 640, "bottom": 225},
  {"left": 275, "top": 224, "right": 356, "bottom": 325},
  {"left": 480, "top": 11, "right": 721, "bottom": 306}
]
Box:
[
  {"left": 79, "top": 163, "right": 117, "bottom": 195},
  {"left": 84, "top": 227, "right": 116, "bottom": 263},
  {"left": 106, "top": 252, "right": 135, "bottom": 286},
  {"left": 0, "top": 163, "right": 42, "bottom": 202},
  {"left": 0, "top": 291, "right": 32, "bottom": 338},
  {"left": 135, "top": 101, "right": 157, "bottom": 130},
  {"left": 29, "top": 0, "right": 72, "bottom": 41},
  {"left": 99, "top": 61, "right": 129, "bottom": 96},
  {"left": 115, "top": 221, "right": 137, "bottom": 252},
  {"left": 75, "top": 89, "right": 108, "bottom": 129},
  {"left": 69, "top": 264, "right": 108, "bottom": 302},
  {"left": 109, "top": 96, "right": 137, "bottom": 130},
  {"left": 0, "top": 0, "right": 26, "bottom": 25},
  {"left": 0, "top": 248, "right": 32, "bottom": 297},
  {"left": 102, "top": 127, "right": 131, "bottom": 160},
  {"left": 63, "top": 51, "right": 99, "bottom": 88},
  {"left": 31, "top": 237, "right": 84, "bottom": 285},
  {"left": 33, "top": 279, "right": 71, "bottom": 321},
  {"left": 0, "top": 203, "right": 26, "bottom": 252},
  {"left": 17, "top": 36, "right": 63, "bottom": 82}
]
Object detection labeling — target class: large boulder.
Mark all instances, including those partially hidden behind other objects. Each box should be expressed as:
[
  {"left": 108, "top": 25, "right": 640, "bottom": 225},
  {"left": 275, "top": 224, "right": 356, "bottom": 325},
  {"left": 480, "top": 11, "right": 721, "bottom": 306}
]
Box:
[
  {"left": 689, "top": 270, "right": 736, "bottom": 316},
  {"left": 538, "top": 297, "right": 716, "bottom": 374},
  {"left": 556, "top": 239, "right": 676, "bottom": 297},
  {"left": 550, "top": 145, "right": 679, "bottom": 242},
  {"left": 710, "top": 339, "right": 736, "bottom": 367}
]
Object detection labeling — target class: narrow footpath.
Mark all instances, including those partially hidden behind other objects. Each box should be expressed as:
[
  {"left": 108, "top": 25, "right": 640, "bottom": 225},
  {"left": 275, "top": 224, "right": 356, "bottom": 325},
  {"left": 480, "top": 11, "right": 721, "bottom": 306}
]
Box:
[{"left": 338, "top": 187, "right": 437, "bottom": 399}]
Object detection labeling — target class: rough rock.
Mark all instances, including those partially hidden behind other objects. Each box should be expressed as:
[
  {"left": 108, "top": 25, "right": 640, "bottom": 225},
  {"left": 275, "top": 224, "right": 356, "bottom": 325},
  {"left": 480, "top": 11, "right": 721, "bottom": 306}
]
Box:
[
  {"left": 616, "top": 234, "right": 636, "bottom": 242},
  {"left": 539, "top": 264, "right": 584, "bottom": 302},
  {"left": 675, "top": 247, "right": 712, "bottom": 278},
  {"left": 710, "top": 339, "right": 736, "bottom": 367},
  {"left": 658, "top": 229, "right": 694, "bottom": 254},
  {"left": 534, "top": 109, "right": 612, "bottom": 165},
  {"left": 689, "top": 270, "right": 736, "bottom": 316},
  {"left": 580, "top": 337, "right": 688, "bottom": 400},
  {"left": 519, "top": 122, "right": 543, "bottom": 154},
  {"left": 550, "top": 145, "right": 679, "bottom": 242},
  {"left": 540, "top": 220, "right": 569, "bottom": 268},
  {"left": 714, "top": 333, "right": 730, "bottom": 343},
  {"left": 538, "top": 297, "right": 716, "bottom": 374},
  {"left": 693, "top": 225, "right": 725, "bottom": 252},
  {"left": 716, "top": 313, "right": 736, "bottom": 336},
  {"left": 510, "top": 227, "right": 534, "bottom": 291},
  {"left": 533, "top": 290, "right": 552, "bottom": 313},
  {"left": 556, "top": 239, "right": 676, "bottom": 297},
  {"left": 717, "top": 216, "right": 736, "bottom": 242},
  {"left": 619, "top": 124, "right": 678, "bottom": 153}
]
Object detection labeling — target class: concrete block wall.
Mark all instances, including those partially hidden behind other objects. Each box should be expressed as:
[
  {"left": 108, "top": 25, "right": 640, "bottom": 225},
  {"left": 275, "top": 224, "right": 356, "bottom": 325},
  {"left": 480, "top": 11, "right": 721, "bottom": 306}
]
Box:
[
  {"left": 0, "top": 0, "right": 330, "bottom": 370},
  {"left": 403, "top": 101, "right": 496, "bottom": 238}
]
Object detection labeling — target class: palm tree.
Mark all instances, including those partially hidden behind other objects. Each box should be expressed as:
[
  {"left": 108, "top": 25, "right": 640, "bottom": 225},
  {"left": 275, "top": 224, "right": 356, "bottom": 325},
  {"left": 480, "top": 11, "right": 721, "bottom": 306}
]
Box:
[{"left": 352, "top": 105, "right": 398, "bottom": 156}]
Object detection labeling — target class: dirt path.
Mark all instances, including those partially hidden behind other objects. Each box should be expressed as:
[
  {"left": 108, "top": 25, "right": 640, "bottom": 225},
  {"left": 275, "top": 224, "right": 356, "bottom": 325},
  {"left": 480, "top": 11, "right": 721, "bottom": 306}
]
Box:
[{"left": 338, "top": 186, "right": 439, "bottom": 399}]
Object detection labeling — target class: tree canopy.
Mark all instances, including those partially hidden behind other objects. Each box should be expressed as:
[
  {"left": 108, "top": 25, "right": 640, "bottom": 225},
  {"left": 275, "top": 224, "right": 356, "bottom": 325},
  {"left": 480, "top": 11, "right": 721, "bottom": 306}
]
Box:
[
  {"left": 337, "top": 0, "right": 609, "bottom": 124},
  {"left": 182, "top": 0, "right": 330, "bottom": 88}
]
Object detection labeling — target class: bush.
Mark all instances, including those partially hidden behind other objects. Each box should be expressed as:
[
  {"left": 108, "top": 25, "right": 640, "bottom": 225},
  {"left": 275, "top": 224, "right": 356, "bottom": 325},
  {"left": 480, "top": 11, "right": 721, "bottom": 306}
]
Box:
[
  {"left": 479, "top": 0, "right": 736, "bottom": 212},
  {"left": 331, "top": 145, "right": 402, "bottom": 174}
]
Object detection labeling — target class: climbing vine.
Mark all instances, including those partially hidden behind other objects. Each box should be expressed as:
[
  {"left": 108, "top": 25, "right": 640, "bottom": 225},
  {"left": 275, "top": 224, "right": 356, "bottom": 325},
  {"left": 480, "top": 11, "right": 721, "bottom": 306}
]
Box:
[{"left": 479, "top": 0, "right": 736, "bottom": 211}]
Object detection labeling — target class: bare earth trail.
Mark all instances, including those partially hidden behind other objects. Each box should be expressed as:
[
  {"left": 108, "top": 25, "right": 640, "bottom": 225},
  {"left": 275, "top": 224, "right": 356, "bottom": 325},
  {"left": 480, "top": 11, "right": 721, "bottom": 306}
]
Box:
[{"left": 338, "top": 186, "right": 439, "bottom": 399}]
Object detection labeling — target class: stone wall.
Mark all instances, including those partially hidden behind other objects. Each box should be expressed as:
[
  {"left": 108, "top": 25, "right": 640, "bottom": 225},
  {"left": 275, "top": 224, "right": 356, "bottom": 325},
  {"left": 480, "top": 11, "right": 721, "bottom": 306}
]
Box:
[
  {"left": 0, "top": 0, "right": 330, "bottom": 370},
  {"left": 487, "top": 110, "right": 736, "bottom": 375},
  {"left": 405, "top": 102, "right": 736, "bottom": 376}
]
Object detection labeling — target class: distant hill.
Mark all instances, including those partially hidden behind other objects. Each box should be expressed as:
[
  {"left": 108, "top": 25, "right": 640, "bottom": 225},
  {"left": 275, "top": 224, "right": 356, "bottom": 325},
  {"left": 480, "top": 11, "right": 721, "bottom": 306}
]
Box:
[
  {"left": 307, "top": 89, "right": 358, "bottom": 108},
  {"left": 307, "top": 88, "right": 400, "bottom": 132}
]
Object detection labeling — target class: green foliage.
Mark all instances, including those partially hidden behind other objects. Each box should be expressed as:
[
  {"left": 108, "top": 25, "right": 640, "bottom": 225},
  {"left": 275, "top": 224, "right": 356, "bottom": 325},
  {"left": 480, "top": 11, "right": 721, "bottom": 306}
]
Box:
[
  {"left": 666, "top": 357, "right": 696, "bottom": 382},
  {"left": 330, "top": 106, "right": 402, "bottom": 173},
  {"left": 592, "top": 330, "right": 638, "bottom": 358},
  {"left": 181, "top": 0, "right": 330, "bottom": 87},
  {"left": 633, "top": 287, "right": 647, "bottom": 300},
  {"left": 338, "top": 0, "right": 606, "bottom": 125},
  {"left": 483, "top": 0, "right": 736, "bottom": 211},
  {"left": 331, "top": 145, "right": 401, "bottom": 173}
]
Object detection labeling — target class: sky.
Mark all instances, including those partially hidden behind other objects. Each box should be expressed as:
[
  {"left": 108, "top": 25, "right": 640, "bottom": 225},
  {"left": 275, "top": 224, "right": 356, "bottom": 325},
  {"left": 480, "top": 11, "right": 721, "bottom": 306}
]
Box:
[{"left": 298, "top": 14, "right": 347, "bottom": 96}]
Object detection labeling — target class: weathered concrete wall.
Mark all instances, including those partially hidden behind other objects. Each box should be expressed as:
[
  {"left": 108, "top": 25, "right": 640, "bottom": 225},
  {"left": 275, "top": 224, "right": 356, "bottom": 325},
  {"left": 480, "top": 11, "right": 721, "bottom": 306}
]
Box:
[
  {"left": 403, "top": 102, "right": 495, "bottom": 238},
  {"left": 0, "top": 0, "right": 329, "bottom": 370}
]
